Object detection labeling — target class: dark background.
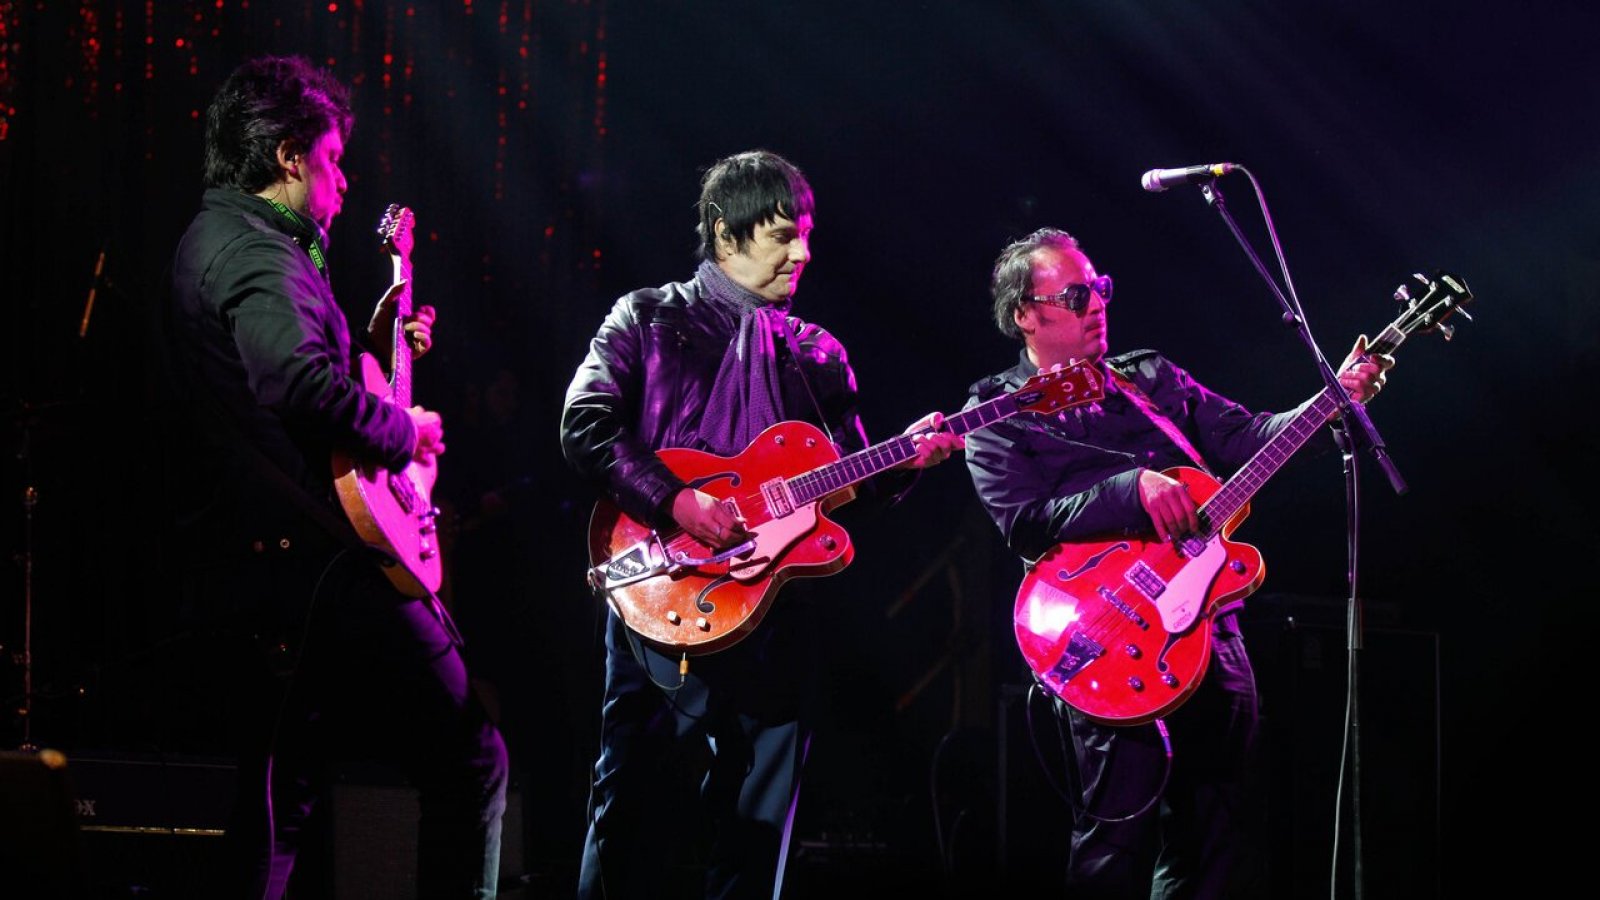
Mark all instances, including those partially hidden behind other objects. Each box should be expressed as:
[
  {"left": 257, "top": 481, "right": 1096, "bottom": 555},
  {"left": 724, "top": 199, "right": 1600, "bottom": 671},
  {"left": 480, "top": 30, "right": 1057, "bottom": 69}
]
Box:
[{"left": 4, "top": 1, "right": 1596, "bottom": 897}]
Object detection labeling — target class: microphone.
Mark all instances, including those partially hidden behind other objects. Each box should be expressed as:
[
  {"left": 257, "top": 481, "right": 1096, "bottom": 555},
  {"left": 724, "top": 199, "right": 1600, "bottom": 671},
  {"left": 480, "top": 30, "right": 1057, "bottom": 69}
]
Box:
[{"left": 1140, "top": 162, "right": 1238, "bottom": 193}]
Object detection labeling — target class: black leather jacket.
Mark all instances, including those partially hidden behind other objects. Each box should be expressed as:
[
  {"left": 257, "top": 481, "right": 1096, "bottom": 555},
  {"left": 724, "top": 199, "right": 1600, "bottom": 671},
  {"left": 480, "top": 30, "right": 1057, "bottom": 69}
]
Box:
[
  {"left": 964, "top": 349, "right": 1314, "bottom": 563},
  {"left": 167, "top": 189, "right": 415, "bottom": 550},
  {"left": 561, "top": 273, "right": 900, "bottom": 531}
]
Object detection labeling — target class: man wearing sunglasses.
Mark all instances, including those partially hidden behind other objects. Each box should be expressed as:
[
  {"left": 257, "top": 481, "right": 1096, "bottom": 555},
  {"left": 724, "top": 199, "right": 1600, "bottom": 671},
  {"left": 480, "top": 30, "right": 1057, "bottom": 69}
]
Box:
[{"left": 962, "top": 227, "right": 1391, "bottom": 896}]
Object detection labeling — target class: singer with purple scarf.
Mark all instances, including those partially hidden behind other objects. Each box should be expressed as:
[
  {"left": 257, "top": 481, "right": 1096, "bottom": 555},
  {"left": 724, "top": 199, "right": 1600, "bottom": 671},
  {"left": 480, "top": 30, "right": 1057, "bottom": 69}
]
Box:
[{"left": 560, "top": 149, "right": 961, "bottom": 898}]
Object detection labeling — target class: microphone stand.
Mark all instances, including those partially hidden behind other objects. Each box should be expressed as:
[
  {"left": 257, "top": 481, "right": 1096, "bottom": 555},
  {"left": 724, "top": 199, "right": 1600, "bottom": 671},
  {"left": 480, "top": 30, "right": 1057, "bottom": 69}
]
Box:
[
  {"left": 9, "top": 403, "right": 43, "bottom": 753},
  {"left": 1194, "top": 173, "right": 1406, "bottom": 900}
]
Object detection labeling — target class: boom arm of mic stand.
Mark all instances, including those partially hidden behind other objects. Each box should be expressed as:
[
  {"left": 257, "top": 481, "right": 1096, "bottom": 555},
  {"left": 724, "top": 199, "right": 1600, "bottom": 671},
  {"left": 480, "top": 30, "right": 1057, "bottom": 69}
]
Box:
[{"left": 1196, "top": 177, "right": 1406, "bottom": 495}]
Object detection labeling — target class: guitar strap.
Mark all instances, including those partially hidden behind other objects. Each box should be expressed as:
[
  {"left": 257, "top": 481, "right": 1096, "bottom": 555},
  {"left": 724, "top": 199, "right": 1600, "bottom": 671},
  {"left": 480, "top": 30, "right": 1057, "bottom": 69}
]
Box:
[
  {"left": 776, "top": 315, "right": 840, "bottom": 450},
  {"left": 1106, "top": 367, "right": 1213, "bottom": 476},
  {"left": 264, "top": 198, "right": 329, "bottom": 279}
]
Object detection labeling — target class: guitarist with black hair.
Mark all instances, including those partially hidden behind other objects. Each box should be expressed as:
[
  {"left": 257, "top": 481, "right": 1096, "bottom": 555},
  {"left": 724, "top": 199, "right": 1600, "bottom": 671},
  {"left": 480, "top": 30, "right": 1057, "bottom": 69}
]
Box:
[
  {"left": 561, "top": 149, "right": 964, "bottom": 899},
  {"left": 166, "top": 54, "right": 507, "bottom": 899}
]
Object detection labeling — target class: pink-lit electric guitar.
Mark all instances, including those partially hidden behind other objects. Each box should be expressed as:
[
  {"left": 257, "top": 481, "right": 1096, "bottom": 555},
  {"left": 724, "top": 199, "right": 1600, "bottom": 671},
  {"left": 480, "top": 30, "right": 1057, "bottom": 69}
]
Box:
[{"left": 332, "top": 204, "right": 442, "bottom": 597}]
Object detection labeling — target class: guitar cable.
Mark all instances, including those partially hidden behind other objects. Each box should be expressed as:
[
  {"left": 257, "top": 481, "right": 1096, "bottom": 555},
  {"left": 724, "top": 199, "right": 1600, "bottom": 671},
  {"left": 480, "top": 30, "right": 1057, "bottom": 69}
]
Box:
[
  {"left": 623, "top": 624, "right": 697, "bottom": 703},
  {"left": 1026, "top": 681, "right": 1174, "bottom": 823}
]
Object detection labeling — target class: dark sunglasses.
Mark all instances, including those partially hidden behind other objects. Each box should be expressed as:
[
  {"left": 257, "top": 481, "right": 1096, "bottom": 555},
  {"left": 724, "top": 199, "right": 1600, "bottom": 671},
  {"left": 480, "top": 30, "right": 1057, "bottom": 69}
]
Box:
[{"left": 1029, "top": 274, "right": 1113, "bottom": 313}]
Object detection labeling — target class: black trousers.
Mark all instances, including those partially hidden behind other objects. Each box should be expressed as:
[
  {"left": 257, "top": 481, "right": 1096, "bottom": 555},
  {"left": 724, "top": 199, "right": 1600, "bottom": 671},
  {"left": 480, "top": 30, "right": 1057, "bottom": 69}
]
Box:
[
  {"left": 577, "top": 599, "right": 817, "bottom": 900},
  {"left": 1062, "top": 614, "right": 1267, "bottom": 900},
  {"left": 204, "top": 549, "right": 509, "bottom": 900}
]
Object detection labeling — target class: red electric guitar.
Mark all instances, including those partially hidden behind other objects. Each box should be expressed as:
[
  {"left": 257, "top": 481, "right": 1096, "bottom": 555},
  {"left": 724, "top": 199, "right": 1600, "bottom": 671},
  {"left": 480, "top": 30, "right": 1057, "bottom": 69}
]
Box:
[
  {"left": 1015, "top": 271, "right": 1473, "bottom": 725},
  {"left": 589, "top": 362, "right": 1105, "bottom": 654},
  {"left": 332, "top": 204, "right": 442, "bottom": 597}
]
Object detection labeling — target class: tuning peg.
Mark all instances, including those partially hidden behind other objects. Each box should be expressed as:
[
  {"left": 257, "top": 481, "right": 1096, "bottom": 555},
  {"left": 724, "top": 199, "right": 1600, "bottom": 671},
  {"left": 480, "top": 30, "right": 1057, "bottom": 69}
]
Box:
[
  {"left": 1437, "top": 322, "right": 1455, "bottom": 341},
  {"left": 1393, "top": 284, "right": 1413, "bottom": 304},
  {"left": 1455, "top": 306, "right": 1474, "bottom": 322}
]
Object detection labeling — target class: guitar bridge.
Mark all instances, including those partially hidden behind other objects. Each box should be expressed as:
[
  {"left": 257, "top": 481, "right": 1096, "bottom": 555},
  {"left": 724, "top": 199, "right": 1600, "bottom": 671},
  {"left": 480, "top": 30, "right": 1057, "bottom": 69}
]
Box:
[{"left": 589, "top": 534, "right": 676, "bottom": 594}]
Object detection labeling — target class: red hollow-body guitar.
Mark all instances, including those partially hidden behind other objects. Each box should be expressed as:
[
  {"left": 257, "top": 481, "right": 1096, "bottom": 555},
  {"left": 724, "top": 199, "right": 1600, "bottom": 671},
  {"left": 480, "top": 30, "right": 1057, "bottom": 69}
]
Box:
[
  {"left": 589, "top": 363, "right": 1105, "bottom": 654},
  {"left": 1016, "top": 271, "right": 1474, "bottom": 725},
  {"left": 332, "top": 205, "right": 442, "bottom": 597}
]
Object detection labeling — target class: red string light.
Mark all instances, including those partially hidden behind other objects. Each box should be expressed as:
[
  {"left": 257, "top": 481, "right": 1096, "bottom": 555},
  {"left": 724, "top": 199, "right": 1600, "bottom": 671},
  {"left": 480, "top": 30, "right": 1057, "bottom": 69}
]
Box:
[
  {"left": 0, "top": 2, "right": 14, "bottom": 140},
  {"left": 16, "top": 0, "right": 610, "bottom": 280}
]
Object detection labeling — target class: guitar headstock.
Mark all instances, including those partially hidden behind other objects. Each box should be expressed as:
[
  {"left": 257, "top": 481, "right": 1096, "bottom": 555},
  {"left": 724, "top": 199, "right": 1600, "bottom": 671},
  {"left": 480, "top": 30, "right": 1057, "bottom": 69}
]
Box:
[
  {"left": 377, "top": 203, "right": 416, "bottom": 261},
  {"left": 1012, "top": 360, "right": 1106, "bottom": 415},
  {"left": 1389, "top": 269, "right": 1474, "bottom": 342}
]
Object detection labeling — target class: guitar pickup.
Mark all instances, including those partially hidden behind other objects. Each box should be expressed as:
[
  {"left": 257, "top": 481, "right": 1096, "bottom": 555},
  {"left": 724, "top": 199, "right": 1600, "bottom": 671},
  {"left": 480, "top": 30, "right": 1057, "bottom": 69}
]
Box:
[
  {"left": 1045, "top": 631, "right": 1105, "bottom": 685},
  {"left": 759, "top": 477, "right": 795, "bottom": 518},
  {"left": 588, "top": 534, "right": 676, "bottom": 593},
  {"left": 387, "top": 470, "right": 421, "bottom": 514},
  {"left": 1124, "top": 560, "right": 1165, "bottom": 601},
  {"left": 1097, "top": 585, "right": 1150, "bottom": 629}
]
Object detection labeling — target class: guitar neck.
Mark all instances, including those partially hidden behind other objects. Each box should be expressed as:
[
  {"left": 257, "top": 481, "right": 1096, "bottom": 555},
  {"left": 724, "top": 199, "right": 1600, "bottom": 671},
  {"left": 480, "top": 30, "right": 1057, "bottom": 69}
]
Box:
[
  {"left": 1195, "top": 324, "right": 1406, "bottom": 539},
  {"left": 785, "top": 390, "right": 1025, "bottom": 507},
  {"left": 388, "top": 254, "right": 413, "bottom": 407}
]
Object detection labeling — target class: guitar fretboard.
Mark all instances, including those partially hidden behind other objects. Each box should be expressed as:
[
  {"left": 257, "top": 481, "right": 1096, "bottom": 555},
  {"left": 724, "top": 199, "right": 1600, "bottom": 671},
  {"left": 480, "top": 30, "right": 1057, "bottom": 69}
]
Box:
[
  {"left": 1194, "top": 324, "right": 1406, "bottom": 539},
  {"left": 387, "top": 252, "right": 414, "bottom": 407},
  {"left": 786, "top": 392, "right": 1022, "bottom": 506}
]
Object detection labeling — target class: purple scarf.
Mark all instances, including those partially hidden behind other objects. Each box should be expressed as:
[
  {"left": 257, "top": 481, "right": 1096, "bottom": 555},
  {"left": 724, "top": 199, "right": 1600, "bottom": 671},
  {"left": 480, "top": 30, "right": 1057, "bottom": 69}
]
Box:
[{"left": 696, "top": 258, "right": 790, "bottom": 455}]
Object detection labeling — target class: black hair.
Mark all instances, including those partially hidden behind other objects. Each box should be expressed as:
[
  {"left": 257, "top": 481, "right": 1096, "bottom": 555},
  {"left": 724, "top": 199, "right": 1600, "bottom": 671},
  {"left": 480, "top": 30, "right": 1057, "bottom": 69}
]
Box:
[
  {"left": 990, "top": 227, "right": 1084, "bottom": 340},
  {"left": 695, "top": 150, "right": 815, "bottom": 261},
  {"left": 202, "top": 55, "right": 353, "bottom": 192}
]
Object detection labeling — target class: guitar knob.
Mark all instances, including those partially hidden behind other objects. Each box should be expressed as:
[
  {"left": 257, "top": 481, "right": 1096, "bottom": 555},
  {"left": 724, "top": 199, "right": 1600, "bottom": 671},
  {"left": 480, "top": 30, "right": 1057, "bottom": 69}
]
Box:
[
  {"left": 1127, "top": 676, "right": 1145, "bottom": 692},
  {"left": 695, "top": 617, "right": 710, "bottom": 631},
  {"left": 1229, "top": 559, "right": 1247, "bottom": 575},
  {"left": 666, "top": 611, "right": 681, "bottom": 625},
  {"left": 1123, "top": 644, "right": 1141, "bottom": 659},
  {"left": 1162, "top": 673, "right": 1180, "bottom": 688},
  {"left": 774, "top": 434, "right": 786, "bottom": 446},
  {"left": 819, "top": 535, "right": 837, "bottom": 551}
]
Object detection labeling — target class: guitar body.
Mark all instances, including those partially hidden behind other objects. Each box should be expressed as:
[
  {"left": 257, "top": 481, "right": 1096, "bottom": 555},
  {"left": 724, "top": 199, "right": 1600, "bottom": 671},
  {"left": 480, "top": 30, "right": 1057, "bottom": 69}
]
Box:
[
  {"left": 589, "top": 420, "right": 858, "bottom": 654},
  {"left": 1015, "top": 466, "right": 1263, "bottom": 725},
  {"left": 332, "top": 352, "right": 442, "bottom": 597}
]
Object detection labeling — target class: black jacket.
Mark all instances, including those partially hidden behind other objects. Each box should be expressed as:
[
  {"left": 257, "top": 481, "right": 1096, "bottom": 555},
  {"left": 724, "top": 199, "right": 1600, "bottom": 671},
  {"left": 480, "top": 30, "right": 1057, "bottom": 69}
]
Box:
[
  {"left": 963, "top": 349, "right": 1313, "bottom": 562},
  {"left": 561, "top": 273, "right": 904, "bottom": 532},
  {"left": 167, "top": 189, "right": 415, "bottom": 552}
]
